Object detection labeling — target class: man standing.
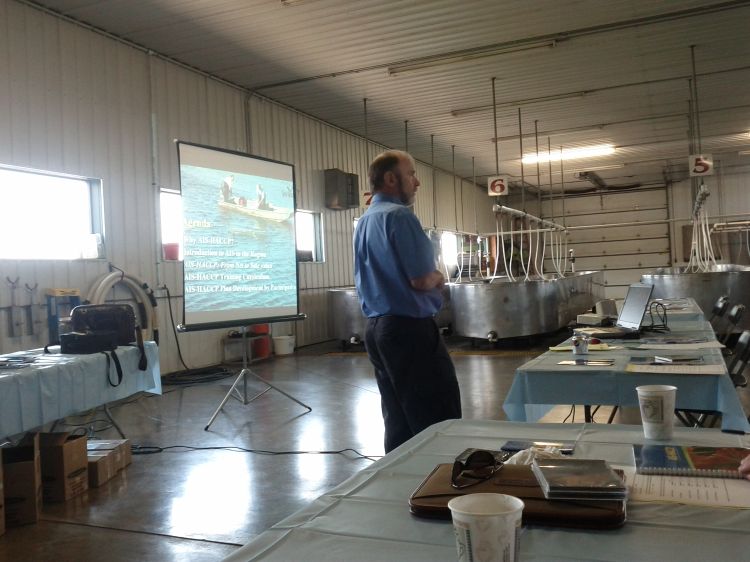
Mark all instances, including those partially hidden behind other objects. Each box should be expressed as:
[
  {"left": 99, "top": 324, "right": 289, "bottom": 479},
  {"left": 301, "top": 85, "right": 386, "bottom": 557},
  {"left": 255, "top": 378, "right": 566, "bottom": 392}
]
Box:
[{"left": 354, "top": 150, "right": 461, "bottom": 453}]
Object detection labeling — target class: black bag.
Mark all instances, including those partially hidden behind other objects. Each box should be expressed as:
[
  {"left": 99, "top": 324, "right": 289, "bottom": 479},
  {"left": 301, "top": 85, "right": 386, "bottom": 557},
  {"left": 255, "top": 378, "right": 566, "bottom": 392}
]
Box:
[
  {"left": 71, "top": 304, "right": 136, "bottom": 345},
  {"left": 60, "top": 331, "right": 118, "bottom": 354},
  {"left": 62, "top": 303, "right": 147, "bottom": 384}
]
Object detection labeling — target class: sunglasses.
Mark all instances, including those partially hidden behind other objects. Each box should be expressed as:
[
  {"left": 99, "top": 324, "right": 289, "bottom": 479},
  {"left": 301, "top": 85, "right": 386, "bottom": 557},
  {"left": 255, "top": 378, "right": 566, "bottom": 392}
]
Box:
[{"left": 451, "top": 449, "right": 506, "bottom": 489}]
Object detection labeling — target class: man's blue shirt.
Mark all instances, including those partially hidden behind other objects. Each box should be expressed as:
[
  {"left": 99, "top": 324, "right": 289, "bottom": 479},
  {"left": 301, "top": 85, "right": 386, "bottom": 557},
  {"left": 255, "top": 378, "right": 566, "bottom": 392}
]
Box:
[{"left": 353, "top": 193, "right": 441, "bottom": 318}]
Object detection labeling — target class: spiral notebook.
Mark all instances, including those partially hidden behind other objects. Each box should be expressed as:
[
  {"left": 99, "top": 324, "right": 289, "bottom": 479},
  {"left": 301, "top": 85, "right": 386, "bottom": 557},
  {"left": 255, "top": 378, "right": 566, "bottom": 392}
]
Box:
[{"left": 633, "top": 445, "right": 750, "bottom": 479}]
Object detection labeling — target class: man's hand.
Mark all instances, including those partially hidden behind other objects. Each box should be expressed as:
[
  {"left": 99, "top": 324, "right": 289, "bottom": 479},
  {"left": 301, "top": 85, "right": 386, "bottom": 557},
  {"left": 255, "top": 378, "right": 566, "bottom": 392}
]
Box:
[{"left": 410, "top": 270, "right": 445, "bottom": 291}]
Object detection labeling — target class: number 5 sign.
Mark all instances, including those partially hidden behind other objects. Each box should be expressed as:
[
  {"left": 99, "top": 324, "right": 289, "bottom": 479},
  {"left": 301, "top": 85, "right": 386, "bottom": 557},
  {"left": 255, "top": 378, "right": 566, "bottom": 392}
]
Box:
[
  {"left": 487, "top": 175, "right": 510, "bottom": 196},
  {"left": 689, "top": 154, "right": 714, "bottom": 177}
]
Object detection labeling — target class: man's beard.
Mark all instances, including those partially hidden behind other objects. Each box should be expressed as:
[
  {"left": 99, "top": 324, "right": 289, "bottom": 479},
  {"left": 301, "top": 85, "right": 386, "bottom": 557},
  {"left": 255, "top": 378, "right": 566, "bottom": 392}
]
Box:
[{"left": 395, "top": 172, "right": 414, "bottom": 207}]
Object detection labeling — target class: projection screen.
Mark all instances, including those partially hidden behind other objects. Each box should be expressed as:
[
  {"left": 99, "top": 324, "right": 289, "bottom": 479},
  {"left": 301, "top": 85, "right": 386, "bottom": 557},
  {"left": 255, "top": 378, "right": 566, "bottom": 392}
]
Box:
[{"left": 176, "top": 141, "right": 299, "bottom": 330}]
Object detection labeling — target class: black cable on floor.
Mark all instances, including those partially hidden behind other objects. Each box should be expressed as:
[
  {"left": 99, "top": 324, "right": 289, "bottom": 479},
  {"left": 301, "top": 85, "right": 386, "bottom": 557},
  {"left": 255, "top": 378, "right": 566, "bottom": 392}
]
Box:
[
  {"left": 131, "top": 444, "right": 381, "bottom": 462},
  {"left": 562, "top": 405, "right": 576, "bottom": 423}
]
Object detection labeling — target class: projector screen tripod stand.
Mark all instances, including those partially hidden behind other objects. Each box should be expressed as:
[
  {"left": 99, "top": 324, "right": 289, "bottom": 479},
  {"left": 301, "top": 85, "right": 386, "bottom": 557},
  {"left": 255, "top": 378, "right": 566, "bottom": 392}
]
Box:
[{"left": 204, "top": 325, "right": 311, "bottom": 431}]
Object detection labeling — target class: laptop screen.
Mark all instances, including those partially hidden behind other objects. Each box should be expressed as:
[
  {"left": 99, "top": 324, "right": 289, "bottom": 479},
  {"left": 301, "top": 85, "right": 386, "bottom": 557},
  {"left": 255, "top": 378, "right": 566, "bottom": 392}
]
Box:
[{"left": 617, "top": 283, "right": 654, "bottom": 330}]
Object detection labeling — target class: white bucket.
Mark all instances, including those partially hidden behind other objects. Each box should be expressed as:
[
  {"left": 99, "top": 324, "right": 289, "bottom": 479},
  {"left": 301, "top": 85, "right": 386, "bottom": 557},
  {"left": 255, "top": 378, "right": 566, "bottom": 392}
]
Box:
[{"left": 273, "top": 335, "right": 295, "bottom": 356}]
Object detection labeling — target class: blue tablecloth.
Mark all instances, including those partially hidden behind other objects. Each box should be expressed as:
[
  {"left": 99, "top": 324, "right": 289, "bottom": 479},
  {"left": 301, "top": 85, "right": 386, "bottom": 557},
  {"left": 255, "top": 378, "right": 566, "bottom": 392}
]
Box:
[
  {"left": 222, "top": 420, "right": 750, "bottom": 562},
  {"left": 0, "top": 342, "right": 161, "bottom": 440},
  {"left": 504, "top": 320, "right": 750, "bottom": 433}
]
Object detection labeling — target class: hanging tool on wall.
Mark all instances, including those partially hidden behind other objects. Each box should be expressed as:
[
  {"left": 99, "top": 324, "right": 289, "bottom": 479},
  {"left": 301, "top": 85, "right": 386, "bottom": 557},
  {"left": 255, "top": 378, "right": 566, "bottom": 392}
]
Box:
[
  {"left": 6, "top": 276, "right": 22, "bottom": 338},
  {"left": 24, "top": 283, "right": 41, "bottom": 337}
]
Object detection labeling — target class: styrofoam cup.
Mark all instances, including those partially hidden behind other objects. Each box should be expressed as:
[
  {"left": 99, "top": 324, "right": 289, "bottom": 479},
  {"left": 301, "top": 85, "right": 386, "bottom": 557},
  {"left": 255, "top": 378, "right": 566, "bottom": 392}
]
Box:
[
  {"left": 448, "top": 493, "right": 524, "bottom": 562},
  {"left": 636, "top": 385, "right": 677, "bottom": 440}
]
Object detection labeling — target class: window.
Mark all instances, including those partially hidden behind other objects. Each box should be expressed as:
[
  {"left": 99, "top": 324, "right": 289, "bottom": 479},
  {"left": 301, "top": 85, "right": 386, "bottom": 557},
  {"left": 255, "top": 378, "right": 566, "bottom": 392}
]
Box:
[
  {"left": 295, "top": 210, "right": 324, "bottom": 262},
  {"left": 441, "top": 231, "right": 459, "bottom": 268},
  {"left": 159, "top": 190, "right": 183, "bottom": 260},
  {"left": 0, "top": 166, "right": 103, "bottom": 260}
]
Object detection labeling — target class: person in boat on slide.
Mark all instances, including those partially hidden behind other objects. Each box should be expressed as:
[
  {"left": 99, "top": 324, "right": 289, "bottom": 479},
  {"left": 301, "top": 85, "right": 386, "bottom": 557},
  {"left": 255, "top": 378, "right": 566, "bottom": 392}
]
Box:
[
  {"left": 256, "top": 184, "right": 271, "bottom": 210},
  {"left": 221, "top": 175, "right": 235, "bottom": 203}
]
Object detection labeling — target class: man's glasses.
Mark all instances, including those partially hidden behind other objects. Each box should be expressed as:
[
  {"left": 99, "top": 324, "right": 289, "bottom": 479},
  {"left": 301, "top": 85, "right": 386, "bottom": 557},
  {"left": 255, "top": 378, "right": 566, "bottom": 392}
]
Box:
[{"left": 451, "top": 449, "right": 506, "bottom": 489}]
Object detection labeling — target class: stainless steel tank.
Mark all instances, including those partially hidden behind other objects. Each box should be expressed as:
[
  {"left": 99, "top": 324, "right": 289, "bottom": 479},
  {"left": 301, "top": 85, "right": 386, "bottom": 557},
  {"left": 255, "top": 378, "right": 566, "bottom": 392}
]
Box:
[
  {"left": 328, "top": 286, "right": 453, "bottom": 349},
  {"left": 328, "top": 287, "right": 367, "bottom": 349},
  {"left": 449, "top": 271, "right": 605, "bottom": 339},
  {"left": 641, "top": 265, "right": 750, "bottom": 331}
]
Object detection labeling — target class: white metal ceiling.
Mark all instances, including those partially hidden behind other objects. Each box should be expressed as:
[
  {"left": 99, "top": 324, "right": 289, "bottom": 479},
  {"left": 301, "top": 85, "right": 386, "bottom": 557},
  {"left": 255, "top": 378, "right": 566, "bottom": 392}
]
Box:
[{"left": 26, "top": 0, "right": 750, "bottom": 193}]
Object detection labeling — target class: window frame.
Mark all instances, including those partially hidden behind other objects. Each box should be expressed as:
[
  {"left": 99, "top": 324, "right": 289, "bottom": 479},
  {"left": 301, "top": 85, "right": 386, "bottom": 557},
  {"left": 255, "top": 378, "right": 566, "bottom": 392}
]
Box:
[
  {"left": 0, "top": 164, "right": 104, "bottom": 260},
  {"left": 295, "top": 209, "right": 325, "bottom": 263}
]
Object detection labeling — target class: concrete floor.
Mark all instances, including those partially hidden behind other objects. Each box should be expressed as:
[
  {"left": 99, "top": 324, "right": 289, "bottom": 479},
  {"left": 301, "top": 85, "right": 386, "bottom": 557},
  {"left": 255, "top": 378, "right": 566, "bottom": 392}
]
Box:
[{"left": 1, "top": 333, "right": 748, "bottom": 561}]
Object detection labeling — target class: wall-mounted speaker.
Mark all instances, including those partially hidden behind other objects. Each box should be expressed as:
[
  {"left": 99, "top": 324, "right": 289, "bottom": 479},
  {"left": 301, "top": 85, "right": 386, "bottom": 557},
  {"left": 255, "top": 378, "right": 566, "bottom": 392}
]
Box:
[{"left": 324, "top": 169, "right": 359, "bottom": 210}]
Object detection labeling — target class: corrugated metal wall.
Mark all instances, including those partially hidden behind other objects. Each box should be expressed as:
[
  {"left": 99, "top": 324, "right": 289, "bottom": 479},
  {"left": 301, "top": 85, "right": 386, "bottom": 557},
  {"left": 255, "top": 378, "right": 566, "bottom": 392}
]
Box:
[
  {"left": 0, "top": 1, "right": 494, "bottom": 371},
  {"left": 1, "top": 1, "right": 748, "bottom": 370}
]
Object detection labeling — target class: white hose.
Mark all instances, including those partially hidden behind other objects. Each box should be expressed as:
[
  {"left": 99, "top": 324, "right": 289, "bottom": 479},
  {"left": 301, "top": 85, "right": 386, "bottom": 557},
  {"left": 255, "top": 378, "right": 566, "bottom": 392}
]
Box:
[
  {"left": 499, "top": 216, "right": 515, "bottom": 282},
  {"left": 86, "top": 270, "right": 159, "bottom": 342}
]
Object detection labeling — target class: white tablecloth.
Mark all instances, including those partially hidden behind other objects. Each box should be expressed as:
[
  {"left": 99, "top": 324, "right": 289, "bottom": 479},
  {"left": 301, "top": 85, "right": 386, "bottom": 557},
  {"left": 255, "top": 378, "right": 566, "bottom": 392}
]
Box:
[
  {"left": 0, "top": 342, "right": 161, "bottom": 440},
  {"left": 222, "top": 420, "right": 750, "bottom": 562}
]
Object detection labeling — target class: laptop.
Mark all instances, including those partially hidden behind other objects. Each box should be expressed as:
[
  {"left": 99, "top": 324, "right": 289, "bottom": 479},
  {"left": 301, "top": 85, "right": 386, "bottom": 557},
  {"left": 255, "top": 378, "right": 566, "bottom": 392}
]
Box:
[{"left": 575, "top": 283, "right": 654, "bottom": 339}]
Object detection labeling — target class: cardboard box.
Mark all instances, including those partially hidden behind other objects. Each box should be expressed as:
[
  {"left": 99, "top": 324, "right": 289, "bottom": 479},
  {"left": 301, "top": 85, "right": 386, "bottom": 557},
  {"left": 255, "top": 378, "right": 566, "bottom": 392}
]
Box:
[
  {"left": 86, "top": 439, "right": 132, "bottom": 472},
  {"left": 87, "top": 452, "right": 116, "bottom": 488},
  {"left": 2, "top": 433, "right": 42, "bottom": 527},
  {"left": 39, "top": 432, "right": 88, "bottom": 503}
]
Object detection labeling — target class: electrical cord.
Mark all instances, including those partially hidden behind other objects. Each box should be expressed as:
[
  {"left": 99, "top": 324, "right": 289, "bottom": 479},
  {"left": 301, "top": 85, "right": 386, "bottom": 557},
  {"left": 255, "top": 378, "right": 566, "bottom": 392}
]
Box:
[
  {"left": 644, "top": 302, "right": 670, "bottom": 333},
  {"left": 131, "top": 444, "right": 381, "bottom": 462},
  {"left": 161, "top": 286, "right": 235, "bottom": 383},
  {"left": 164, "top": 285, "right": 191, "bottom": 371},
  {"left": 562, "top": 405, "right": 576, "bottom": 423}
]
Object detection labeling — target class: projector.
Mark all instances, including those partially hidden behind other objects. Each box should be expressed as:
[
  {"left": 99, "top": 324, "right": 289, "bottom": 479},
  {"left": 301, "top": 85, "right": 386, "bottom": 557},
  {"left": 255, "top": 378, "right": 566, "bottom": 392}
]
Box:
[{"left": 577, "top": 313, "right": 609, "bottom": 326}]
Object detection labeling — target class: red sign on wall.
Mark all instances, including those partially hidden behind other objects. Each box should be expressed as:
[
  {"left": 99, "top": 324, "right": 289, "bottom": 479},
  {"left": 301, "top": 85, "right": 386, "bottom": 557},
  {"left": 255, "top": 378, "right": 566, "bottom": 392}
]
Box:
[{"left": 487, "top": 175, "right": 510, "bottom": 196}]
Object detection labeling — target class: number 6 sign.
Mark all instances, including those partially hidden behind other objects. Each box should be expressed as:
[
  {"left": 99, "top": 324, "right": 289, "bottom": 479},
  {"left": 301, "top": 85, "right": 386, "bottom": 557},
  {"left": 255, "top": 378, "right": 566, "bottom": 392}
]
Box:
[
  {"left": 487, "top": 175, "right": 510, "bottom": 196},
  {"left": 689, "top": 154, "right": 713, "bottom": 177}
]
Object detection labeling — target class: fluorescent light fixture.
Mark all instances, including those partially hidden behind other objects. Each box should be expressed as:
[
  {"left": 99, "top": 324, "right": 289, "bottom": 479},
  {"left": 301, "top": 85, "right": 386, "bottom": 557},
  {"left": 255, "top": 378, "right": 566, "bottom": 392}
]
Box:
[
  {"left": 522, "top": 144, "right": 615, "bottom": 164},
  {"left": 562, "top": 164, "right": 625, "bottom": 174},
  {"left": 388, "top": 40, "right": 556, "bottom": 76}
]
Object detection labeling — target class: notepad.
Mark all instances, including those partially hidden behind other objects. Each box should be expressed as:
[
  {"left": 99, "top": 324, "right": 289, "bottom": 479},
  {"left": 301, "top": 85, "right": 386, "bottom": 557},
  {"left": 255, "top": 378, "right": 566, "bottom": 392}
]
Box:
[
  {"left": 624, "top": 363, "right": 725, "bottom": 375},
  {"left": 619, "top": 467, "right": 750, "bottom": 508},
  {"left": 633, "top": 445, "right": 749, "bottom": 478}
]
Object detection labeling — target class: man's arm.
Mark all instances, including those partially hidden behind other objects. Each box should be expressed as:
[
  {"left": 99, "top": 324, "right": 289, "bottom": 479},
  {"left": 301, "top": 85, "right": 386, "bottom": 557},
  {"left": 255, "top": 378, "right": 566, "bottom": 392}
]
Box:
[
  {"left": 410, "top": 269, "right": 445, "bottom": 291},
  {"left": 740, "top": 453, "right": 750, "bottom": 481}
]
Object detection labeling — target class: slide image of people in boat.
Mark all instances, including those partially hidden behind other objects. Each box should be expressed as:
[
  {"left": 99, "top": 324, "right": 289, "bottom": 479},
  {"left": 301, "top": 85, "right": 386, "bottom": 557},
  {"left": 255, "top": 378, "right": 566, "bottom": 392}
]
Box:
[{"left": 180, "top": 164, "right": 297, "bottom": 314}]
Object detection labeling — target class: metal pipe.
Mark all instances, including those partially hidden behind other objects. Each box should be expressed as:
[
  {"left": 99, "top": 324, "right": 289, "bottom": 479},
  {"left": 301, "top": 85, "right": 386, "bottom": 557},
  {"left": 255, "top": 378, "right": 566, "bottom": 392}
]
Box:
[
  {"left": 559, "top": 147, "right": 567, "bottom": 228},
  {"left": 518, "top": 107, "right": 525, "bottom": 211},
  {"left": 492, "top": 205, "right": 564, "bottom": 231},
  {"left": 547, "top": 137, "right": 554, "bottom": 221},
  {"left": 404, "top": 119, "right": 409, "bottom": 152},
  {"left": 363, "top": 98, "right": 368, "bottom": 142},
  {"left": 492, "top": 77, "right": 499, "bottom": 175},
  {"left": 431, "top": 134, "right": 437, "bottom": 229},
  {"left": 479, "top": 212, "right": 750, "bottom": 237},
  {"left": 690, "top": 45, "right": 703, "bottom": 153},
  {"left": 472, "top": 156, "right": 478, "bottom": 234},
  {"left": 534, "top": 120, "right": 541, "bottom": 217},
  {"left": 452, "top": 145, "right": 458, "bottom": 230}
]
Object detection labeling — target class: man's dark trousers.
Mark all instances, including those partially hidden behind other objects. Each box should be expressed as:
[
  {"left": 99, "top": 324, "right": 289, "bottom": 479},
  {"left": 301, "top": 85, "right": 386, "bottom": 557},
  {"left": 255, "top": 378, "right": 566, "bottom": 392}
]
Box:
[{"left": 365, "top": 315, "right": 462, "bottom": 453}]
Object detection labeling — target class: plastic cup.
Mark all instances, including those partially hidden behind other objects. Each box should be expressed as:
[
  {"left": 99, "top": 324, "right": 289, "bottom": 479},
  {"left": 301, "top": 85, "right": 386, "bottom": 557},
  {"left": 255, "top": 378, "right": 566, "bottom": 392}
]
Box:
[
  {"left": 572, "top": 335, "right": 589, "bottom": 355},
  {"left": 448, "top": 493, "right": 524, "bottom": 562},
  {"left": 636, "top": 385, "right": 677, "bottom": 440}
]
